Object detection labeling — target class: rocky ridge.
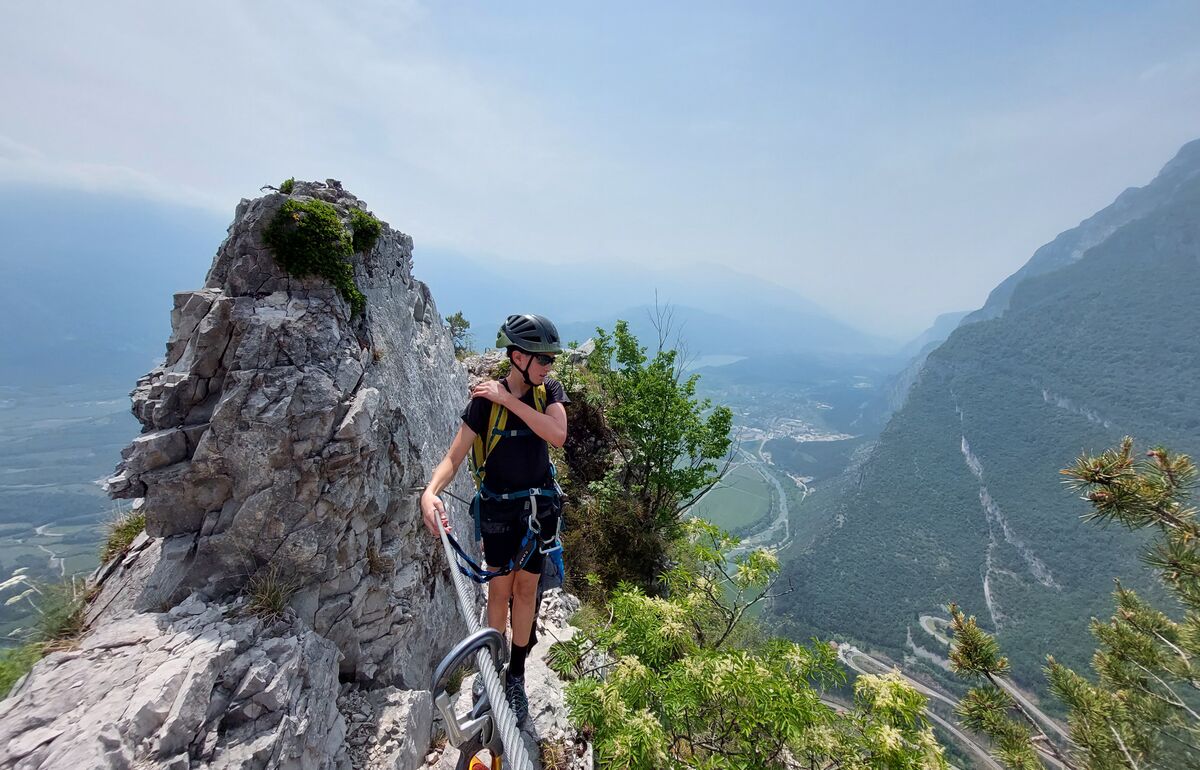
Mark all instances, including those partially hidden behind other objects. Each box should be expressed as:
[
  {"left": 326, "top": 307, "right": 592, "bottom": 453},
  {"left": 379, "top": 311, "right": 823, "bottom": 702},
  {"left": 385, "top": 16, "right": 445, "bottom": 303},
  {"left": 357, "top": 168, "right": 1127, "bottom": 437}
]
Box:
[{"left": 0, "top": 180, "right": 582, "bottom": 769}]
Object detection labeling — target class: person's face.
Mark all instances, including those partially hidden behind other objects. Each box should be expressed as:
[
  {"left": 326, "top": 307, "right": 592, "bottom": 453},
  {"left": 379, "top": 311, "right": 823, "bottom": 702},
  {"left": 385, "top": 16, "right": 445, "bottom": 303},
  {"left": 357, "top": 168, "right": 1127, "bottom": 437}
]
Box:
[{"left": 514, "top": 350, "right": 556, "bottom": 383}]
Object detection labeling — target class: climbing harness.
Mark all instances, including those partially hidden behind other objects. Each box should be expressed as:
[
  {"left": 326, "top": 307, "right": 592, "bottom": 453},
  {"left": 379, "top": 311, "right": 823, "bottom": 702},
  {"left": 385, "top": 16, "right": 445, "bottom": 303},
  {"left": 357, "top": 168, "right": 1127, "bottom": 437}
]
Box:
[
  {"left": 432, "top": 504, "right": 533, "bottom": 770},
  {"left": 438, "top": 383, "right": 565, "bottom": 584},
  {"left": 426, "top": 378, "right": 566, "bottom": 768},
  {"left": 442, "top": 493, "right": 564, "bottom": 584}
]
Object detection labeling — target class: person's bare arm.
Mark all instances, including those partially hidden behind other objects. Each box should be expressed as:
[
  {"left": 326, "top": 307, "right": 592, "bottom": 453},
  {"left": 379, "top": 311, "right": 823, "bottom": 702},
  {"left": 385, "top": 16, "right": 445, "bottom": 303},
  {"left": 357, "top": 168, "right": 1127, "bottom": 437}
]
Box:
[
  {"left": 470, "top": 381, "right": 568, "bottom": 447},
  {"left": 420, "top": 423, "right": 476, "bottom": 535}
]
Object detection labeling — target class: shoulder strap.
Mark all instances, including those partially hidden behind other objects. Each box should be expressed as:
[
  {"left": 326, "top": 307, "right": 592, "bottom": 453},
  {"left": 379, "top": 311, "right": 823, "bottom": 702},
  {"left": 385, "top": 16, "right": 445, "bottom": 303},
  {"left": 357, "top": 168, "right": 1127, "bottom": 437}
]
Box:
[
  {"left": 470, "top": 401, "right": 508, "bottom": 485},
  {"left": 468, "top": 383, "right": 548, "bottom": 487}
]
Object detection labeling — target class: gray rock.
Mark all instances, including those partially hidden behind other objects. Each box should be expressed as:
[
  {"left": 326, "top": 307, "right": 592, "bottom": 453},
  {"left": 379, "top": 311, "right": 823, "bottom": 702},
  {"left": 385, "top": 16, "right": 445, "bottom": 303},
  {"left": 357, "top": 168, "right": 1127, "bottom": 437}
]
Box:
[
  {"left": 0, "top": 181, "right": 483, "bottom": 769},
  {"left": 102, "top": 180, "right": 471, "bottom": 684},
  {"left": 0, "top": 600, "right": 343, "bottom": 770}
]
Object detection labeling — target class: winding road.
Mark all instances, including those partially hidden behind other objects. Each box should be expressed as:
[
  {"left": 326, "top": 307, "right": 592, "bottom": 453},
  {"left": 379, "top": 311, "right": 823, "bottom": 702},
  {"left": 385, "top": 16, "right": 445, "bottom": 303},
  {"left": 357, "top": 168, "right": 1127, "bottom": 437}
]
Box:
[{"left": 840, "top": 640, "right": 1071, "bottom": 770}]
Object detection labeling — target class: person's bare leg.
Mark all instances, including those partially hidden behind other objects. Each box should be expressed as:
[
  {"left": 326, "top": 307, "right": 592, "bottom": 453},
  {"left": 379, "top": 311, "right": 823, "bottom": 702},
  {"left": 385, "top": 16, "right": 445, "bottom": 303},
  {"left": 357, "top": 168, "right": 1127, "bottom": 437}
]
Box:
[
  {"left": 488, "top": 573, "right": 515, "bottom": 636},
  {"left": 510, "top": 570, "right": 540, "bottom": 646}
]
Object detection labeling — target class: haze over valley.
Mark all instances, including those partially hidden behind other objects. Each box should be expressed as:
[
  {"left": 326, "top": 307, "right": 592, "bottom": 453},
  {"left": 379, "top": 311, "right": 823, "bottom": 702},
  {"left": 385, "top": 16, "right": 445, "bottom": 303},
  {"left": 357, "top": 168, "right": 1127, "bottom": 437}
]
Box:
[{"left": 4, "top": 5, "right": 1200, "bottom": 765}]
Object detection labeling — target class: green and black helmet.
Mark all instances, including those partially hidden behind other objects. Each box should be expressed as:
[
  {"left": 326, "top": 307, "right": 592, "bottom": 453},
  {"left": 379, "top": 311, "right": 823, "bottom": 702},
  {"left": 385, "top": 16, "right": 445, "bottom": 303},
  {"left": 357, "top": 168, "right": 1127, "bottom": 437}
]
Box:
[{"left": 496, "top": 314, "right": 563, "bottom": 354}]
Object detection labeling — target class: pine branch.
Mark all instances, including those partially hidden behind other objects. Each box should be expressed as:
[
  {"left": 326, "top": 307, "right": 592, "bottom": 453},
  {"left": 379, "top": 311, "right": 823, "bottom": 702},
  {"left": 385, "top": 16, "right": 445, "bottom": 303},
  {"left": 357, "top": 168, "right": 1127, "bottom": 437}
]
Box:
[
  {"left": 984, "top": 672, "right": 1079, "bottom": 770},
  {"left": 1110, "top": 725, "right": 1141, "bottom": 770},
  {"left": 1129, "top": 661, "right": 1200, "bottom": 723}
]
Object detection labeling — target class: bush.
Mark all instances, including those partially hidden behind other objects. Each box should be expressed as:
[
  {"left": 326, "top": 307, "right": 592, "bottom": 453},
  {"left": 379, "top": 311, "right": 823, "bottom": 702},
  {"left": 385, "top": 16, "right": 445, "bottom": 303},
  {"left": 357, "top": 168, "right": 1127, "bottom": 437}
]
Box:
[
  {"left": 263, "top": 199, "right": 365, "bottom": 315},
  {"left": 568, "top": 321, "right": 733, "bottom": 592},
  {"left": 550, "top": 521, "right": 947, "bottom": 768},
  {"left": 350, "top": 207, "right": 382, "bottom": 254},
  {"left": 0, "top": 578, "right": 90, "bottom": 697},
  {"left": 279, "top": 177, "right": 295, "bottom": 195}
]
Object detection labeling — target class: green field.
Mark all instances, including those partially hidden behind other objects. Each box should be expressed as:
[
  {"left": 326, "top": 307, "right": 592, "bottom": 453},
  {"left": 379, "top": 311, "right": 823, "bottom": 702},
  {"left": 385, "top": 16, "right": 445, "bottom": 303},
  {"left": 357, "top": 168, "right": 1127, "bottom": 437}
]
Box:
[{"left": 691, "top": 463, "right": 774, "bottom": 534}]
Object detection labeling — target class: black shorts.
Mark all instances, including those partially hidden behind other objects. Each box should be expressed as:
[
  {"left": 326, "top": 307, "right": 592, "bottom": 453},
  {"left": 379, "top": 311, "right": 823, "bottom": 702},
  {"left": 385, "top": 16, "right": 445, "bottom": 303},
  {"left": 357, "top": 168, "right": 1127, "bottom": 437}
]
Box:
[{"left": 479, "top": 495, "right": 561, "bottom": 575}]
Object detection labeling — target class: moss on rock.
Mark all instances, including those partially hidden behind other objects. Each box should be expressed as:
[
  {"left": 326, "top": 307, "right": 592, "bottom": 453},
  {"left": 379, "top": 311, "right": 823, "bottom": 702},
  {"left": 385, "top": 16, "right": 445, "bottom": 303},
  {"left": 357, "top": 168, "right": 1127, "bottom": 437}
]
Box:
[{"left": 263, "top": 198, "right": 366, "bottom": 315}]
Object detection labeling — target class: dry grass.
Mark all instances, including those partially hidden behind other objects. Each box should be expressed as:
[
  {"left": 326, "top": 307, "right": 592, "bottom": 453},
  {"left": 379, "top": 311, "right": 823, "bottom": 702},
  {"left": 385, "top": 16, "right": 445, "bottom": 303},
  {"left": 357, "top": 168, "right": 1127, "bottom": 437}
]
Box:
[
  {"left": 365, "top": 546, "right": 395, "bottom": 576},
  {"left": 100, "top": 508, "right": 146, "bottom": 563},
  {"left": 245, "top": 564, "right": 300, "bottom": 621}
]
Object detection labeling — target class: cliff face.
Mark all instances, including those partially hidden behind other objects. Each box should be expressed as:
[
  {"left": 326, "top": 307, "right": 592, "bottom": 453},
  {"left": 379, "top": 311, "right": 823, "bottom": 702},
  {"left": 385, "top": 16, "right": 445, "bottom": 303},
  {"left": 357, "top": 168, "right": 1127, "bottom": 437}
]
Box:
[
  {"left": 0, "top": 181, "right": 478, "bottom": 768},
  {"left": 777, "top": 144, "right": 1200, "bottom": 690}
]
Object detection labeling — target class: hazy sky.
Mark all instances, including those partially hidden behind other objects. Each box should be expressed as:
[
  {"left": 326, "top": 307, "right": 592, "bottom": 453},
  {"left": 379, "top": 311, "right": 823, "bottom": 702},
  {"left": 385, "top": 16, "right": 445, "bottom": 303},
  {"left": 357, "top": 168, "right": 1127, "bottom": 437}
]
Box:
[{"left": 4, "top": 2, "right": 1199, "bottom": 336}]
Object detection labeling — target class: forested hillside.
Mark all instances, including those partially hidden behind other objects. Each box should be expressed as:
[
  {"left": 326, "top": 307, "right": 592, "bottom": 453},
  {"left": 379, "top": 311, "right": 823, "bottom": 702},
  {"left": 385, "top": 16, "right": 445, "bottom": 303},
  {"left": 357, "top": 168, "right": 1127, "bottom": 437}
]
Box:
[{"left": 777, "top": 141, "right": 1200, "bottom": 692}]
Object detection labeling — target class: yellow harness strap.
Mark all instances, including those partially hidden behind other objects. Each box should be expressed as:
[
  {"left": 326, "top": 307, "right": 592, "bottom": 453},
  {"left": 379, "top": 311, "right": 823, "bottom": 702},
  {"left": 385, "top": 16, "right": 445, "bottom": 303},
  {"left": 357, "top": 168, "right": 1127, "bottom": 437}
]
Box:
[{"left": 470, "top": 384, "right": 547, "bottom": 487}]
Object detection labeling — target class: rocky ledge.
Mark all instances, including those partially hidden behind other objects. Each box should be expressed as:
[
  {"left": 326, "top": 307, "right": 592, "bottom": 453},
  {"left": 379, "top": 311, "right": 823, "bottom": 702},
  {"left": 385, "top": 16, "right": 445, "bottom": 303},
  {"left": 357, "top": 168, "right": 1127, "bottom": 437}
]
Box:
[{"left": 0, "top": 181, "right": 596, "bottom": 769}]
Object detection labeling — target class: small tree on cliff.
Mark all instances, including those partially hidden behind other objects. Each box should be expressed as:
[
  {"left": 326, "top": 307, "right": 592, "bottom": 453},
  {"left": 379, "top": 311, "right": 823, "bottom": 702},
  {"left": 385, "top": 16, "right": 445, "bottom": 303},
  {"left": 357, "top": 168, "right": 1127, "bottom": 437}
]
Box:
[
  {"left": 446, "top": 311, "right": 472, "bottom": 358},
  {"left": 572, "top": 319, "right": 734, "bottom": 591},
  {"left": 950, "top": 438, "right": 1200, "bottom": 769}
]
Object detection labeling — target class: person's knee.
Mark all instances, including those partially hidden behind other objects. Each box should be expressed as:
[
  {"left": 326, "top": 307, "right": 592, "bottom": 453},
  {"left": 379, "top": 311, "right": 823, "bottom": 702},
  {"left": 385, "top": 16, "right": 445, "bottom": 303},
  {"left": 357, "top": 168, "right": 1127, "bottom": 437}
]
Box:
[
  {"left": 489, "top": 576, "right": 515, "bottom": 602},
  {"left": 513, "top": 572, "right": 538, "bottom": 601}
]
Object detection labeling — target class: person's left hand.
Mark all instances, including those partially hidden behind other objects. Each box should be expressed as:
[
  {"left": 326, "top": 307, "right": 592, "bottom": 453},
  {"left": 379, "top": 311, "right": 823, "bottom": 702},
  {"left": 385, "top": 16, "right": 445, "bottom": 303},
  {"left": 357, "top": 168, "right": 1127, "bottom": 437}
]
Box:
[{"left": 471, "top": 380, "right": 513, "bottom": 407}]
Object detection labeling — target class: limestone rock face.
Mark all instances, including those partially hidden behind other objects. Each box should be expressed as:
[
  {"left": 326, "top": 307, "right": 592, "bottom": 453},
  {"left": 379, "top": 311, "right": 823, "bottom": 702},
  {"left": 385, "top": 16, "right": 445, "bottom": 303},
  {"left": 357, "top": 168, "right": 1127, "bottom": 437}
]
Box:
[
  {"left": 0, "top": 597, "right": 347, "bottom": 770},
  {"left": 104, "top": 179, "right": 472, "bottom": 687},
  {"left": 0, "top": 181, "right": 481, "bottom": 769}
]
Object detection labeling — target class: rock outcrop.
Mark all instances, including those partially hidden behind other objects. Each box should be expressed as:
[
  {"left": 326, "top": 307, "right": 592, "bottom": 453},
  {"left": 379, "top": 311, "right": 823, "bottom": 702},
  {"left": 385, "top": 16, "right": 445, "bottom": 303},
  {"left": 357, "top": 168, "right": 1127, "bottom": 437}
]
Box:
[{"left": 0, "top": 181, "right": 482, "bottom": 769}]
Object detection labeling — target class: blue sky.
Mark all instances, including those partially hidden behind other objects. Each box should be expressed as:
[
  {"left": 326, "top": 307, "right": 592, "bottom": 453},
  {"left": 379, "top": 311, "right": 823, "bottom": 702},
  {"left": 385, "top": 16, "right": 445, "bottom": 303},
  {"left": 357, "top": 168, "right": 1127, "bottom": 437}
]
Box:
[{"left": 3, "top": 1, "right": 1199, "bottom": 336}]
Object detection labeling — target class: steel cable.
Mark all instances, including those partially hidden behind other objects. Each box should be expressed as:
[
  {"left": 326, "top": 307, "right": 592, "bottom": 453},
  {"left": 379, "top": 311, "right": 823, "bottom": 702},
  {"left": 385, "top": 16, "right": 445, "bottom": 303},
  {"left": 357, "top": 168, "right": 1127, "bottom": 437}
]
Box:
[{"left": 437, "top": 498, "right": 533, "bottom": 770}]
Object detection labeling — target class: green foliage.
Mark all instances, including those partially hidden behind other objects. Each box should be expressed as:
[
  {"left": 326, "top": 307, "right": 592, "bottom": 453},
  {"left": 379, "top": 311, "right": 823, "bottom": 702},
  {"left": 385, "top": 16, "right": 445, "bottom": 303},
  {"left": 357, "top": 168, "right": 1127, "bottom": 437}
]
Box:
[
  {"left": 99, "top": 508, "right": 145, "bottom": 564},
  {"left": 446, "top": 311, "right": 472, "bottom": 357},
  {"left": 35, "top": 580, "right": 87, "bottom": 647},
  {"left": 579, "top": 321, "right": 734, "bottom": 590},
  {"left": 0, "top": 578, "right": 89, "bottom": 697},
  {"left": 0, "top": 643, "right": 42, "bottom": 697},
  {"left": 349, "top": 207, "right": 382, "bottom": 254},
  {"left": 279, "top": 177, "right": 295, "bottom": 194},
  {"left": 950, "top": 440, "right": 1200, "bottom": 769},
  {"left": 552, "top": 521, "right": 947, "bottom": 768},
  {"left": 591, "top": 321, "right": 733, "bottom": 519},
  {"left": 262, "top": 199, "right": 365, "bottom": 315},
  {"left": 947, "top": 604, "right": 1009, "bottom": 677}
]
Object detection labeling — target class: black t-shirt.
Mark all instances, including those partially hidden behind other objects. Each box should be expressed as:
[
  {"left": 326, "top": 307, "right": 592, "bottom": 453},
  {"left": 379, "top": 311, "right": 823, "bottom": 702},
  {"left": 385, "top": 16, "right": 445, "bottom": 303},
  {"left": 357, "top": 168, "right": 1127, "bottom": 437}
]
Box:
[{"left": 462, "top": 377, "right": 569, "bottom": 493}]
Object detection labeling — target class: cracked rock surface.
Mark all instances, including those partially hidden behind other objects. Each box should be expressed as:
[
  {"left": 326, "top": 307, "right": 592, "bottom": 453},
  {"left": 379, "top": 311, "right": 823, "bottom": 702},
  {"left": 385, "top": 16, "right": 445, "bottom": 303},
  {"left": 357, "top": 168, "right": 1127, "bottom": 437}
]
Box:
[{"left": 1, "top": 181, "right": 478, "bottom": 769}]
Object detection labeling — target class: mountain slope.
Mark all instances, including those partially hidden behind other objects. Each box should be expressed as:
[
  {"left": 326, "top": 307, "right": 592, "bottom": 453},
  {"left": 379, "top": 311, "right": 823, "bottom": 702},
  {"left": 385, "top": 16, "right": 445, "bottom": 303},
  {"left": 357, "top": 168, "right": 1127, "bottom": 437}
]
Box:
[
  {"left": 776, "top": 142, "right": 1200, "bottom": 690},
  {"left": 965, "top": 138, "right": 1200, "bottom": 324}
]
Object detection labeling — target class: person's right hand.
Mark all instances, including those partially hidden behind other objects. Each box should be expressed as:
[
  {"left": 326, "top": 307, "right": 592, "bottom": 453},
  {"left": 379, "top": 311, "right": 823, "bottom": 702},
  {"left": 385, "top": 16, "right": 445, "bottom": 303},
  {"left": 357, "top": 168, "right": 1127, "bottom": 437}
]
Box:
[{"left": 421, "top": 489, "right": 451, "bottom": 536}]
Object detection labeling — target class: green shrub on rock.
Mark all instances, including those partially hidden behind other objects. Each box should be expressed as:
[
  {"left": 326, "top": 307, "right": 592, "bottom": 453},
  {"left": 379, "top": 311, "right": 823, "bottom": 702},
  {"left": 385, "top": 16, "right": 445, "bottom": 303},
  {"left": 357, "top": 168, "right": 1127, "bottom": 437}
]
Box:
[
  {"left": 279, "top": 177, "right": 295, "bottom": 195},
  {"left": 350, "top": 207, "right": 382, "bottom": 254},
  {"left": 0, "top": 644, "right": 42, "bottom": 698},
  {"left": 263, "top": 198, "right": 366, "bottom": 315}
]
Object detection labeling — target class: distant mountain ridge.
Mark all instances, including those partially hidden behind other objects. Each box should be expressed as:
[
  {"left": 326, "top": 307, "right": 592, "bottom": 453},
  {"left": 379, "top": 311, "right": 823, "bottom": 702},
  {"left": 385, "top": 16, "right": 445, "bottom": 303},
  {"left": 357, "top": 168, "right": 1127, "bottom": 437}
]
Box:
[
  {"left": 965, "top": 138, "right": 1200, "bottom": 324},
  {"left": 416, "top": 253, "right": 897, "bottom": 357},
  {"left": 775, "top": 138, "right": 1200, "bottom": 691}
]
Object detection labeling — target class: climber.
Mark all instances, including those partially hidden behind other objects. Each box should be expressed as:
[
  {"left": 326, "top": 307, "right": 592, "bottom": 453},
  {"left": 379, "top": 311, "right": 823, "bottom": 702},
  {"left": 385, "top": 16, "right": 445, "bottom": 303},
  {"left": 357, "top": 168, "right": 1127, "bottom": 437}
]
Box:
[{"left": 421, "top": 313, "right": 569, "bottom": 724}]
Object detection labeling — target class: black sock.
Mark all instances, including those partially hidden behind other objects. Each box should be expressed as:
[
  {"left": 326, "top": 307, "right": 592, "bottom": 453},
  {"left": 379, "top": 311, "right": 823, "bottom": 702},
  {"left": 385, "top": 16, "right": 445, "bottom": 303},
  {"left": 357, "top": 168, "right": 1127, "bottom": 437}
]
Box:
[{"left": 508, "top": 640, "right": 531, "bottom": 679}]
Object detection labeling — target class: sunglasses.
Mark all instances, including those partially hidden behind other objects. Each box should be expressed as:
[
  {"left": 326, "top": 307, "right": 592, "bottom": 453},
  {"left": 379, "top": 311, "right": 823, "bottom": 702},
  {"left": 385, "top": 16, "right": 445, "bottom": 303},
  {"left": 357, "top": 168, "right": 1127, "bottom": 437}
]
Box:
[{"left": 532, "top": 354, "right": 557, "bottom": 366}]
